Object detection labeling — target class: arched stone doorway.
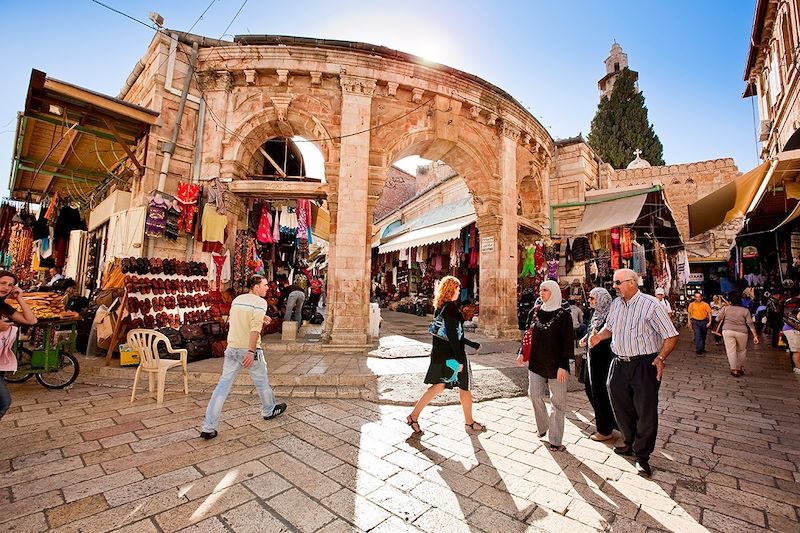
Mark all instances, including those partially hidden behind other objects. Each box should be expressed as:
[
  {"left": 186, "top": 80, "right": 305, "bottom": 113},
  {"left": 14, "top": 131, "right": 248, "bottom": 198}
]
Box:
[{"left": 188, "top": 34, "right": 552, "bottom": 344}]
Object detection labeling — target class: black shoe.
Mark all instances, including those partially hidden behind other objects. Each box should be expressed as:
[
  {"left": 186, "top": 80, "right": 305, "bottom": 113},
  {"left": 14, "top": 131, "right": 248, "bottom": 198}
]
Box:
[
  {"left": 548, "top": 443, "right": 562, "bottom": 451},
  {"left": 614, "top": 445, "right": 634, "bottom": 456},
  {"left": 635, "top": 459, "right": 652, "bottom": 477},
  {"left": 538, "top": 431, "right": 547, "bottom": 439},
  {"left": 264, "top": 402, "right": 287, "bottom": 420},
  {"left": 200, "top": 430, "right": 217, "bottom": 440}
]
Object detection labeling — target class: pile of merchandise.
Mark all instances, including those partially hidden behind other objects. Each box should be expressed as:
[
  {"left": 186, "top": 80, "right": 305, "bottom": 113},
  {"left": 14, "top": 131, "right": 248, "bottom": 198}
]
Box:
[
  {"left": 121, "top": 257, "right": 214, "bottom": 329},
  {"left": 8, "top": 292, "right": 80, "bottom": 320}
]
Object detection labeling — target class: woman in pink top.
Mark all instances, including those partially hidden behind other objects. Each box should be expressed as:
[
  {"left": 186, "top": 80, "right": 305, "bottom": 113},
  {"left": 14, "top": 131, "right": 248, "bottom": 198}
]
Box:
[{"left": 0, "top": 271, "right": 38, "bottom": 420}]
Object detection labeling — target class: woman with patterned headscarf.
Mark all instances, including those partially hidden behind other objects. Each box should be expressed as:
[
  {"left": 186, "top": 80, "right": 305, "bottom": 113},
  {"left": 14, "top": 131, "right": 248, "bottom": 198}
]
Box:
[{"left": 579, "top": 287, "right": 618, "bottom": 441}]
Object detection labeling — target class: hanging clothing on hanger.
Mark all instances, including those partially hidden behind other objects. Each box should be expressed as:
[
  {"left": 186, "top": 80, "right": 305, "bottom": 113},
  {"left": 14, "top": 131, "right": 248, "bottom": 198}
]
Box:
[
  {"left": 176, "top": 181, "right": 201, "bottom": 233},
  {"left": 209, "top": 249, "right": 231, "bottom": 290},
  {"left": 256, "top": 203, "right": 274, "bottom": 244},
  {"left": 201, "top": 205, "right": 227, "bottom": 244}
]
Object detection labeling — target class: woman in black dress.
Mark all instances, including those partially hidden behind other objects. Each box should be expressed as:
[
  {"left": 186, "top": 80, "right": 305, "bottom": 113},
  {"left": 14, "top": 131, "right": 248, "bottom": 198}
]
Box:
[
  {"left": 406, "top": 276, "right": 482, "bottom": 434},
  {"left": 579, "top": 287, "right": 618, "bottom": 441}
]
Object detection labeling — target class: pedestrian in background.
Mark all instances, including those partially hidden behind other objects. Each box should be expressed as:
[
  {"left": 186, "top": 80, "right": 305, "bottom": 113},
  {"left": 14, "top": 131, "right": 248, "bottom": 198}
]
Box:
[
  {"left": 568, "top": 299, "right": 585, "bottom": 348},
  {"left": 589, "top": 269, "right": 678, "bottom": 477},
  {"left": 517, "top": 279, "right": 573, "bottom": 451},
  {"left": 654, "top": 287, "right": 672, "bottom": 316},
  {"left": 579, "top": 287, "right": 617, "bottom": 441},
  {"left": 710, "top": 295, "right": 727, "bottom": 346},
  {"left": 687, "top": 292, "right": 712, "bottom": 355},
  {"left": 407, "top": 276, "right": 482, "bottom": 434},
  {"left": 716, "top": 291, "right": 758, "bottom": 377},
  {"left": 766, "top": 292, "right": 785, "bottom": 348}
]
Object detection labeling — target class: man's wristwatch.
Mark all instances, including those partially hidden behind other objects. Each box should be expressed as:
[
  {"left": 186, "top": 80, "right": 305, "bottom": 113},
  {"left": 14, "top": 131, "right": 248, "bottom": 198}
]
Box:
[{"left": 656, "top": 355, "right": 666, "bottom": 363}]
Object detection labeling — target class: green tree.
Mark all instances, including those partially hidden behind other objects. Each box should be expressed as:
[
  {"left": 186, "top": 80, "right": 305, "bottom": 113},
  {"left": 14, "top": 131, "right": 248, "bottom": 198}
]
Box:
[{"left": 588, "top": 68, "right": 665, "bottom": 168}]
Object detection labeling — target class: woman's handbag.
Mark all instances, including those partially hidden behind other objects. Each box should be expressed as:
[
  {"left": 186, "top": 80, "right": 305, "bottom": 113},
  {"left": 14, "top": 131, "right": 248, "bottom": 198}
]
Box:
[
  {"left": 521, "top": 327, "right": 533, "bottom": 362},
  {"left": 428, "top": 309, "right": 448, "bottom": 341}
]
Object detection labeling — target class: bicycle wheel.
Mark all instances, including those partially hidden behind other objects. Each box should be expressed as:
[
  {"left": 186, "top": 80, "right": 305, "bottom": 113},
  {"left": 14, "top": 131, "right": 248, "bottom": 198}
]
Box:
[
  {"left": 35, "top": 352, "right": 79, "bottom": 389},
  {"left": 4, "top": 347, "right": 33, "bottom": 383}
]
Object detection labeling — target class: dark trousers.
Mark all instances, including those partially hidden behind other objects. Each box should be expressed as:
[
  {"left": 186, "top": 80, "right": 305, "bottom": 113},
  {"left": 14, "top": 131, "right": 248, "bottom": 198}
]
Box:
[
  {"left": 0, "top": 372, "right": 10, "bottom": 421},
  {"left": 691, "top": 319, "right": 708, "bottom": 352},
  {"left": 584, "top": 339, "right": 618, "bottom": 436},
  {"left": 607, "top": 354, "right": 661, "bottom": 461},
  {"left": 309, "top": 293, "right": 321, "bottom": 311},
  {"left": 769, "top": 317, "right": 783, "bottom": 347}
]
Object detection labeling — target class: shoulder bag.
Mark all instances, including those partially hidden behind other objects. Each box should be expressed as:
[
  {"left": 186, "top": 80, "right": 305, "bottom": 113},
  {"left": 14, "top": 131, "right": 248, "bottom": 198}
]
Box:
[{"left": 428, "top": 308, "right": 448, "bottom": 341}]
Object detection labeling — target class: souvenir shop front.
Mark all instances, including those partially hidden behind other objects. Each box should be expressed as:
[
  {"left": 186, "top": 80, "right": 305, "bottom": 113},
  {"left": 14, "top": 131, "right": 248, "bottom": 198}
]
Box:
[
  {"left": 374, "top": 198, "right": 480, "bottom": 318},
  {"left": 560, "top": 184, "right": 683, "bottom": 296}
]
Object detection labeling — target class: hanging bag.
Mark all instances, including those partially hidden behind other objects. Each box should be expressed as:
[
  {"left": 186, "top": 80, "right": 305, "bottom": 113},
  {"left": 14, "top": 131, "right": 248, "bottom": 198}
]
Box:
[
  {"left": 428, "top": 307, "right": 448, "bottom": 341},
  {"left": 520, "top": 305, "right": 542, "bottom": 362}
]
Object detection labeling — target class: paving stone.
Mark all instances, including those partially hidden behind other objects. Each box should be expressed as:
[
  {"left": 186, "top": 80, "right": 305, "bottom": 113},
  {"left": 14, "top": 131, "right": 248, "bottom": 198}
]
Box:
[
  {"left": 0, "top": 490, "right": 64, "bottom": 524},
  {"left": 0, "top": 455, "right": 84, "bottom": 489},
  {"left": 260, "top": 451, "right": 342, "bottom": 499},
  {"left": 10, "top": 447, "right": 63, "bottom": 470},
  {"left": 272, "top": 434, "right": 343, "bottom": 472},
  {"left": 12, "top": 464, "right": 105, "bottom": 500},
  {"left": 0, "top": 511, "right": 49, "bottom": 532},
  {"left": 195, "top": 442, "right": 278, "bottom": 475},
  {"left": 468, "top": 505, "right": 527, "bottom": 533},
  {"left": 324, "top": 462, "right": 385, "bottom": 496},
  {"left": 221, "top": 500, "right": 290, "bottom": 532},
  {"left": 367, "top": 484, "right": 431, "bottom": 522},
  {"left": 370, "top": 515, "right": 423, "bottom": 533},
  {"left": 414, "top": 507, "right": 473, "bottom": 533},
  {"left": 409, "top": 479, "right": 480, "bottom": 518},
  {"left": 46, "top": 494, "right": 109, "bottom": 528},
  {"left": 154, "top": 484, "right": 255, "bottom": 533},
  {"left": 267, "top": 488, "right": 336, "bottom": 532},
  {"left": 64, "top": 467, "right": 145, "bottom": 503},
  {"left": 242, "top": 471, "right": 292, "bottom": 500},
  {"left": 322, "top": 488, "right": 392, "bottom": 531},
  {"left": 104, "top": 466, "right": 202, "bottom": 506}
]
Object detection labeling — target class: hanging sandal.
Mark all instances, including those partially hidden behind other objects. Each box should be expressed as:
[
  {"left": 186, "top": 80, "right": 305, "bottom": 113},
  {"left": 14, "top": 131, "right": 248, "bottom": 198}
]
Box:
[
  {"left": 464, "top": 421, "right": 486, "bottom": 432},
  {"left": 406, "top": 415, "right": 421, "bottom": 434}
]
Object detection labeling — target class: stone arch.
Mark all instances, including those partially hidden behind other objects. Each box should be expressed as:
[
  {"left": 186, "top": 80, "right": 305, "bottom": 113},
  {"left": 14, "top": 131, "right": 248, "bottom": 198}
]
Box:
[{"left": 225, "top": 105, "right": 338, "bottom": 178}]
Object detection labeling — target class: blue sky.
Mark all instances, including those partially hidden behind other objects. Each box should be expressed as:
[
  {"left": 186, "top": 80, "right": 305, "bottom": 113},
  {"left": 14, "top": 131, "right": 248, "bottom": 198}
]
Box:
[{"left": 0, "top": 0, "right": 758, "bottom": 194}]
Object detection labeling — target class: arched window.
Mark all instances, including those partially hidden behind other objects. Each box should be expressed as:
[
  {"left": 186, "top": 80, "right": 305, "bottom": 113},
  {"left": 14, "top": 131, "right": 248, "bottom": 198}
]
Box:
[{"left": 783, "top": 12, "right": 796, "bottom": 76}]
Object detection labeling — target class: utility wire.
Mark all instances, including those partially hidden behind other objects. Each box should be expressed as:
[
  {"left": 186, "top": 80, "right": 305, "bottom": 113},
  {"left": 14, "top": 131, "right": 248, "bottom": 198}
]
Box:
[{"left": 219, "top": 0, "right": 248, "bottom": 39}]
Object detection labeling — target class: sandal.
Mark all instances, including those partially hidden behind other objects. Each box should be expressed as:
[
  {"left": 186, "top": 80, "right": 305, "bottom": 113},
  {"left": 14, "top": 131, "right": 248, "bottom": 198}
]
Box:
[
  {"left": 406, "top": 415, "right": 422, "bottom": 434},
  {"left": 464, "top": 421, "right": 486, "bottom": 432}
]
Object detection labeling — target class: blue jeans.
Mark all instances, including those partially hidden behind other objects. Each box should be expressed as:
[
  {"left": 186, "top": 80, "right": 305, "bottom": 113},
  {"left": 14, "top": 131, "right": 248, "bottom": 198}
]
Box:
[
  {"left": 0, "top": 372, "right": 10, "bottom": 421},
  {"left": 691, "top": 318, "right": 708, "bottom": 352},
  {"left": 202, "top": 347, "right": 277, "bottom": 432},
  {"left": 284, "top": 291, "right": 305, "bottom": 327}
]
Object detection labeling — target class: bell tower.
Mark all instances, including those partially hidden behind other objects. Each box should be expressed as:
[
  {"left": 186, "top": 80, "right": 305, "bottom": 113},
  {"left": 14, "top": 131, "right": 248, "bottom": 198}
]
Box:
[{"left": 598, "top": 42, "right": 639, "bottom": 99}]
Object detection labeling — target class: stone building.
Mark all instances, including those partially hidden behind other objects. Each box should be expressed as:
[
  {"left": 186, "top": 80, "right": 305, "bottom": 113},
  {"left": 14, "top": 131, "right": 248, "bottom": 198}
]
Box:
[
  {"left": 97, "top": 30, "right": 552, "bottom": 343},
  {"left": 552, "top": 44, "right": 742, "bottom": 271}
]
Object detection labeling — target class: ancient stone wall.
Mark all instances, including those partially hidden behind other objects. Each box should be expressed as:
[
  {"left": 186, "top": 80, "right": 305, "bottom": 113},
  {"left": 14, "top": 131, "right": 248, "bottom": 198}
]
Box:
[{"left": 373, "top": 166, "right": 416, "bottom": 222}]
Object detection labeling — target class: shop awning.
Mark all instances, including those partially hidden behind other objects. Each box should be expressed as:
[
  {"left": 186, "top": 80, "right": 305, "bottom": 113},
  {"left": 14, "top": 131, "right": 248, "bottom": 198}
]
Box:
[
  {"left": 573, "top": 188, "right": 650, "bottom": 235},
  {"left": 687, "top": 161, "right": 773, "bottom": 237},
  {"left": 378, "top": 214, "right": 476, "bottom": 253},
  {"left": 9, "top": 69, "right": 158, "bottom": 204}
]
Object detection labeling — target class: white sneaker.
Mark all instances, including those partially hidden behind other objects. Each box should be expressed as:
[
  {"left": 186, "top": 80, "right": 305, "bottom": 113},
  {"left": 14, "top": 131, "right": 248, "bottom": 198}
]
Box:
[{"left": 793, "top": 368, "right": 800, "bottom": 374}]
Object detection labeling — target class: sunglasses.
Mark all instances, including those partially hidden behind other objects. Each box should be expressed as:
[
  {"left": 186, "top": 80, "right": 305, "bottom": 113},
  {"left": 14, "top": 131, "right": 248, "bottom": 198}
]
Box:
[{"left": 613, "top": 279, "right": 636, "bottom": 286}]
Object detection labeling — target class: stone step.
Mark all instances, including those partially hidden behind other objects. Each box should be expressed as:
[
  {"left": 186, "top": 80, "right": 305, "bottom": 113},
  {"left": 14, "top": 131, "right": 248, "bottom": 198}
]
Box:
[
  {"left": 86, "top": 363, "right": 375, "bottom": 388},
  {"left": 76, "top": 374, "right": 369, "bottom": 400}
]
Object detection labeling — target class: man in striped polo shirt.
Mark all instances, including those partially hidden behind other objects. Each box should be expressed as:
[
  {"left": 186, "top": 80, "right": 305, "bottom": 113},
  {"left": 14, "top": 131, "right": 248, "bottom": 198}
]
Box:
[{"left": 589, "top": 269, "right": 678, "bottom": 477}]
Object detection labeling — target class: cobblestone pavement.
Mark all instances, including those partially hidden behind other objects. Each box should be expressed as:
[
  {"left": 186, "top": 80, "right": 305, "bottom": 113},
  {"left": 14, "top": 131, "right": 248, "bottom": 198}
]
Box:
[{"left": 1, "top": 331, "right": 799, "bottom": 532}]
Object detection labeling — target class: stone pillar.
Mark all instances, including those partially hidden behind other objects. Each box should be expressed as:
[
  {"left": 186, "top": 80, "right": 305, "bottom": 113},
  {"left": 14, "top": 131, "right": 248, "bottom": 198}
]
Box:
[
  {"left": 328, "top": 75, "right": 376, "bottom": 345},
  {"left": 478, "top": 123, "right": 521, "bottom": 339}
]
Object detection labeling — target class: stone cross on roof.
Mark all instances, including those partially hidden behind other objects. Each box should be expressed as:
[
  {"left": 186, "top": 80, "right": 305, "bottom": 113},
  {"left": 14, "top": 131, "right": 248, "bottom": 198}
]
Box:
[{"left": 633, "top": 148, "right": 642, "bottom": 158}]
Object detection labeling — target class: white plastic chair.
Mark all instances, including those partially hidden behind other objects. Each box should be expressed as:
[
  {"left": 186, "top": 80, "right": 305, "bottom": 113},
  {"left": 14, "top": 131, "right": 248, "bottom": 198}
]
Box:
[{"left": 127, "top": 329, "right": 188, "bottom": 404}]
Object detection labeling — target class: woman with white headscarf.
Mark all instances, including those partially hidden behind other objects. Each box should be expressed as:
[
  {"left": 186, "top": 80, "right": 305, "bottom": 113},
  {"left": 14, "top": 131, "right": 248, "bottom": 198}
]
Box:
[
  {"left": 579, "top": 287, "right": 618, "bottom": 441},
  {"left": 517, "top": 279, "right": 573, "bottom": 451}
]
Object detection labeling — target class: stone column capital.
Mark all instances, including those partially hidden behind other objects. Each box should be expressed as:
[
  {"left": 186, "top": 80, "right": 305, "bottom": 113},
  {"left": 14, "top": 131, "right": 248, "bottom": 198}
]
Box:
[
  {"left": 340, "top": 75, "right": 377, "bottom": 97},
  {"left": 500, "top": 121, "right": 521, "bottom": 141}
]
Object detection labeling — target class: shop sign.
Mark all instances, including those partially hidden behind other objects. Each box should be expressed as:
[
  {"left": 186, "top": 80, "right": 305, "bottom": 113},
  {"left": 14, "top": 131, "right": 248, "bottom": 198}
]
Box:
[
  {"left": 480, "top": 236, "right": 495, "bottom": 253},
  {"left": 688, "top": 273, "right": 704, "bottom": 283}
]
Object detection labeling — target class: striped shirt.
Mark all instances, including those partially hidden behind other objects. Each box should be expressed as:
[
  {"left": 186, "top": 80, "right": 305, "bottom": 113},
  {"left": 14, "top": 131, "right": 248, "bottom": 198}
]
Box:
[{"left": 601, "top": 291, "right": 678, "bottom": 357}]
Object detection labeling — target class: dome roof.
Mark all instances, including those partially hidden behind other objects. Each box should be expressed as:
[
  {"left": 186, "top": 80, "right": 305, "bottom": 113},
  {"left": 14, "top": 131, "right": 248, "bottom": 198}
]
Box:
[{"left": 626, "top": 150, "right": 651, "bottom": 169}]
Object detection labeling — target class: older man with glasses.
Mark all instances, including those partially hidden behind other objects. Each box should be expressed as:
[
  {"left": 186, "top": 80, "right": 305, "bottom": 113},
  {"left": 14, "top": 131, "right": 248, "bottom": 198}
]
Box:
[{"left": 589, "top": 268, "right": 679, "bottom": 477}]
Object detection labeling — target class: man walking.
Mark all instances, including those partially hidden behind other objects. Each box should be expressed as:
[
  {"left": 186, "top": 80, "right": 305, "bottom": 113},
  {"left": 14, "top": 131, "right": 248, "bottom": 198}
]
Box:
[
  {"left": 589, "top": 268, "right": 678, "bottom": 477},
  {"left": 687, "top": 292, "right": 712, "bottom": 355},
  {"left": 200, "top": 275, "right": 286, "bottom": 439},
  {"left": 654, "top": 287, "right": 673, "bottom": 317}
]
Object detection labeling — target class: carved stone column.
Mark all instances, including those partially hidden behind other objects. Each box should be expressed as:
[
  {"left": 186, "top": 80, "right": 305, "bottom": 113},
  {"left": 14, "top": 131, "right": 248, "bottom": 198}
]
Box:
[
  {"left": 327, "top": 75, "right": 376, "bottom": 345},
  {"left": 478, "top": 122, "right": 521, "bottom": 339}
]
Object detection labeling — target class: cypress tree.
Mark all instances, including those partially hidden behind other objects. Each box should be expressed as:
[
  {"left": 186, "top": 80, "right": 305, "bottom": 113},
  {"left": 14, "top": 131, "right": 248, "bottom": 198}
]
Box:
[{"left": 587, "top": 68, "right": 665, "bottom": 168}]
